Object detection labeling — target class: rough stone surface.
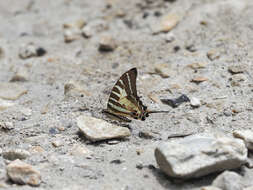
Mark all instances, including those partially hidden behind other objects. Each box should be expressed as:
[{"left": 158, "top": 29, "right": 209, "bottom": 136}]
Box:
[
  {"left": 77, "top": 115, "right": 131, "bottom": 142},
  {"left": 155, "top": 134, "right": 247, "bottom": 179},
  {"left": 212, "top": 171, "right": 243, "bottom": 190},
  {"left": 0, "top": 83, "right": 27, "bottom": 100},
  {"left": 233, "top": 130, "right": 253, "bottom": 151},
  {"left": 6, "top": 159, "right": 41, "bottom": 186},
  {"left": 2, "top": 149, "right": 30, "bottom": 160}
]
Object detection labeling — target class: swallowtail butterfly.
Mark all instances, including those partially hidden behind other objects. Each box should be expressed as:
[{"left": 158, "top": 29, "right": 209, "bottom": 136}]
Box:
[{"left": 103, "top": 68, "right": 169, "bottom": 122}]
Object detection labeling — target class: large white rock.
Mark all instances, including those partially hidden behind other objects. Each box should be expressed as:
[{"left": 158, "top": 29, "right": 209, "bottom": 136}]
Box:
[
  {"left": 77, "top": 115, "right": 131, "bottom": 142},
  {"left": 233, "top": 130, "right": 253, "bottom": 151},
  {"left": 155, "top": 133, "right": 247, "bottom": 179}
]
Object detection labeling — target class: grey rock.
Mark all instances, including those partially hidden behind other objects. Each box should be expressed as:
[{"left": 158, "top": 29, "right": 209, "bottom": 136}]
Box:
[
  {"left": 2, "top": 149, "right": 30, "bottom": 160},
  {"left": 63, "top": 29, "right": 80, "bottom": 43},
  {"left": 212, "top": 171, "right": 243, "bottom": 190},
  {"left": 230, "top": 74, "right": 246, "bottom": 87},
  {"left": 6, "top": 159, "right": 41, "bottom": 186},
  {"left": 155, "top": 133, "right": 247, "bottom": 179},
  {"left": 0, "top": 82, "right": 27, "bottom": 100},
  {"left": 77, "top": 115, "right": 131, "bottom": 142},
  {"left": 82, "top": 25, "right": 93, "bottom": 38},
  {"left": 233, "top": 130, "right": 253, "bottom": 151}
]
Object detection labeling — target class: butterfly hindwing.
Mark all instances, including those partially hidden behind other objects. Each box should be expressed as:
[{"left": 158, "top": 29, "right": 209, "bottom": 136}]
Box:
[{"left": 106, "top": 68, "right": 142, "bottom": 119}]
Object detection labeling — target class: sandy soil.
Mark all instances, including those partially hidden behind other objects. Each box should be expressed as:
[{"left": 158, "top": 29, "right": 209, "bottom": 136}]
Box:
[{"left": 0, "top": 0, "right": 253, "bottom": 189}]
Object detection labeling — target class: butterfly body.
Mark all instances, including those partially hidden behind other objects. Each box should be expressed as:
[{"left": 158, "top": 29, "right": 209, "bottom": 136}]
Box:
[{"left": 103, "top": 68, "right": 168, "bottom": 122}]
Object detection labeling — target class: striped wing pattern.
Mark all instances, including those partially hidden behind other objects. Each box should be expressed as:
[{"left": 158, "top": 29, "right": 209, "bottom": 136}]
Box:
[{"left": 107, "top": 68, "right": 143, "bottom": 119}]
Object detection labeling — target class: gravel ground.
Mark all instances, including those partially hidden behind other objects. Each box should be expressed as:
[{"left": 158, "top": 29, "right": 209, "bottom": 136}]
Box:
[{"left": 0, "top": 0, "right": 253, "bottom": 189}]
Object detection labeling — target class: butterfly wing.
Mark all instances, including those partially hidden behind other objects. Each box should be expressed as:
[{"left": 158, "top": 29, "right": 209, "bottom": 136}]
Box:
[{"left": 106, "top": 68, "right": 141, "bottom": 118}]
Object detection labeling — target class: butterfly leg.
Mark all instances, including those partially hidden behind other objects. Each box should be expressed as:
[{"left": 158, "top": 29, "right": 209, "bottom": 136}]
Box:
[{"left": 102, "top": 109, "right": 132, "bottom": 122}]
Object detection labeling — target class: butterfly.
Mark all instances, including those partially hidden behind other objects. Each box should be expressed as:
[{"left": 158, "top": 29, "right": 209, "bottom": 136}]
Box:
[{"left": 103, "top": 68, "right": 169, "bottom": 122}]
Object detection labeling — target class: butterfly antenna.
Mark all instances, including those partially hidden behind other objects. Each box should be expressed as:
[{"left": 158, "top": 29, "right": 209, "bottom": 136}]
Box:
[{"left": 148, "top": 110, "right": 170, "bottom": 114}]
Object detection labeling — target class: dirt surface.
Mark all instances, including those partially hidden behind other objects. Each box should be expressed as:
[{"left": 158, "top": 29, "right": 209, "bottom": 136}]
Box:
[{"left": 0, "top": 0, "right": 253, "bottom": 189}]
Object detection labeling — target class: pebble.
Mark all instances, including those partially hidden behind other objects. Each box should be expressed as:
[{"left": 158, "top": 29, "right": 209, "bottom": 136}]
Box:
[
  {"left": 0, "top": 121, "right": 14, "bottom": 131},
  {"left": 98, "top": 35, "right": 117, "bottom": 52},
  {"left": 77, "top": 115, "right": 131, "bottom": 142},
  {"left": 191, "top": 76, "right": 208, "bottom": 83},
  {"left": 233, "top": 130, "right": 253, "bottom": 151},
  {"left": 207, "top": 49, "right": 220, "bottom": 61},
  {"left": 2, "top": 149, "right": 30, "bottom": 160},
  {"left": 230, "top": 74, "right": 246, "bottom": 87},
  {"left": 228, "top": 65, "right": 246, "bottom": 74},
  {"left": 187, "top": 62, "right": 208, "bottom": 70},
  {"left": 19, "top": 43, "right": 46, "bottom": 59},
  {"left": 212, "top": 171, "right": 243, "bottom": 190},
  {"left": 0, "top": 82, "right": 27, "bottom": 100},
  {"left": 190, "top": 97, "right": 201, "bottom": 107},
  {"left": 63, "top": 19, "right": 86, "bottom": 30},
  {"left": 10, "top": 67, "right": 29, "bottom": 82},
  {"left": 0, "top": 99, "right": 15, "bottom": 111},
  {"left": 165, "top": 32, "right": 175, "bottom": 42},
  {"left": 52, "top": 140, "right": 63, "bottom": 147},
  {"left": 155, "top": 133, "right": 247, "bottom": 179},
  {"left": 82, "top": 25, "right": 93, "bottom": 38},
  {"left": 154, "top": 63, "right": 172, "bottom": 78},
  {"left": 64, "top": 81, "right": 90, "bottom": 97},
  {"left": 29, "top": 146, "right": 44, "bottom": 154},
  {"left": 6, "top": 159, "right": 41, "bottom": 186},
  {"left": 152, "top": 13, "right": 180, "bottom": 34},
  {"left": 63, "top": 29, "right": 80, "bottom": 43},
  {"left": 69, "top": 144, "right": 92, "bottom": 157},
  {"left": 138, "top": 131, "right": 154, "bottom": 139}
]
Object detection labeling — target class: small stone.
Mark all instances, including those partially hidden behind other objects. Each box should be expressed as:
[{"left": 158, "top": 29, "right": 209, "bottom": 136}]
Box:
[
  {"left": 230, "top": 74, "right": 246, "bottom": 87},
  {"left": 187, "top": 62, "right": 208, "bottom": 70},
  {"left": 155, "top": 133, "right": 247, "bottom": 179},
  {"left": 64, "top": 81, "right": 90, "bottom": 97},
  {"left": 63, "top": 19, "right": 86, "bottom": 29},
  {"left": 52, "top": 140, "right": 63, "bottom": 147},
  {"left": 233, "top": 130, "right": 253, "bottom": 151},
  {"left": 82, "top": 25, "right": 93, "bottom": 38},
  {"left": 0, "top": 99, "right": 15, "bottom": 111},
  {"left": 185, "top": 44, "right": 197, "bottom": 52},
  {"left": 63, "top": 29, "right": 80, "bottom": 43},
  {"left": 136, "top": 162, "right": 144, "bottom": 170},
  {"left": 152, "top": 13, "right": 180, "bottom": 34},
  {"left": 69, "top": 144, "right": 92, "bottom": 157},
  {"left": 6, "top": 159, "right": 41, "bottom": 186},
  {"left": 20, "top": 107, "right": 32, "bottom": 116},
  {"left": 228, "top": 65, "right": 246, "bottom": 74},
  {"left": 77, "top": 115, "right": 131, "bottom": 142},
  {"left": 191, "top": 76, "right": 208, "bottom": 83},
  {"left": 212, "top": 171, "right": 243, "bottom": 190},
  {"left": 2, "top": 149, "right": 30, "bottom": 161},
  {"left": 165, "top": 32, "right": 175, "bottom": 42},
  {"left": 10, "top": 67, "right": 29, "bottom": 82},
  {"left": 40, "top": 103, "right": 49, "bottom": 114},
  {"left": 19, "top": 43, "right": 37, "bottom": 59},
  {"left": 19, "top": 43, "right": 46, "bottom": 59},
  {"left": 0, "top": 121, "right": 14, "bottom": 131},
  {"left": 29, "top": 146, "right": 44, "bottom": 154},
  {"left": 98, "top": 35, "right": 117, "bottom": 52},
  {"left": 110, "top": 159, "right": 124, "bottom": 164},
  {"left": 139, "top": 131, "right": 154, "bottom": 139},
  {"left": 201, "top": 186, "right": 222, "bottom": 190},
  {"left": 190, "top": 97, "right": 201, "bottom": 107},
  {"left": 0, "top": 82, "right": 27, "bottom": 100},
  {"left": 207, "top": 49, "right": 220, "bottom": 61},
  {"left": 154, "top": 63, "right": 172, "bottom": 78}
]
